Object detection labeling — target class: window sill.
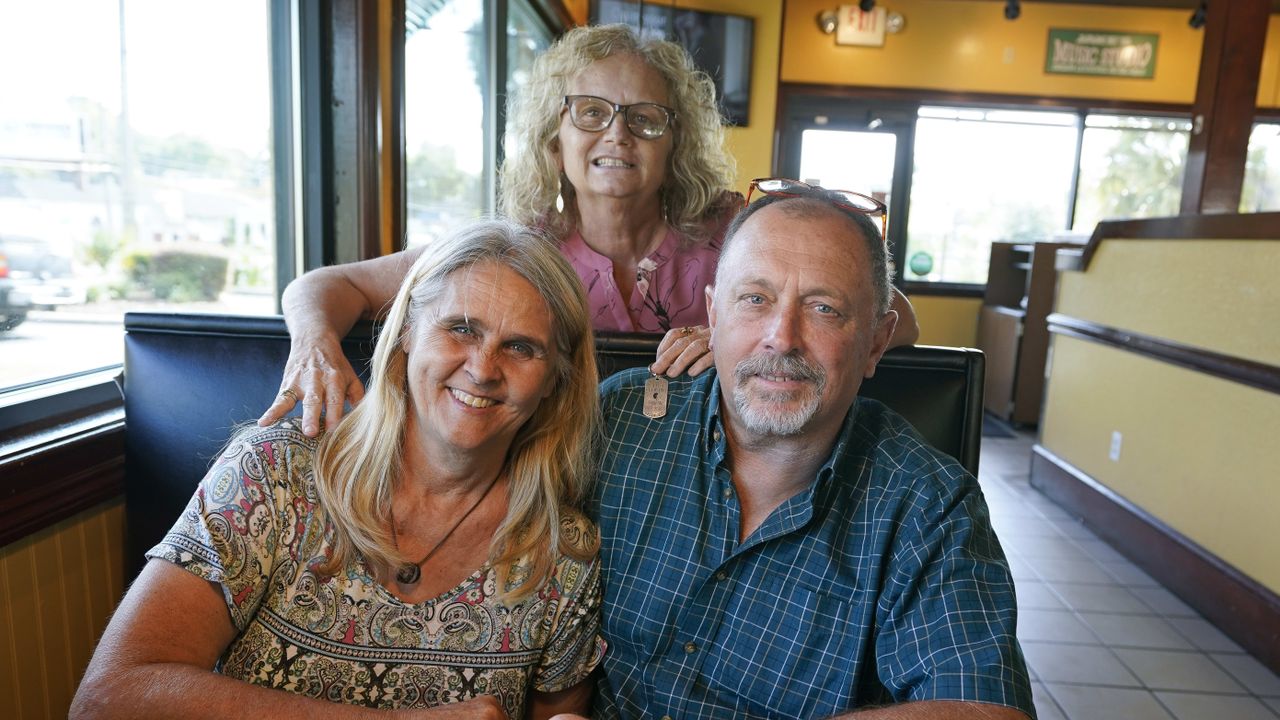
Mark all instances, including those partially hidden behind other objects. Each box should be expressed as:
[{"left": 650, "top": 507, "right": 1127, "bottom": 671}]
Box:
[{"left": 0, "top": 369, "right": 127, "bottom": 547}]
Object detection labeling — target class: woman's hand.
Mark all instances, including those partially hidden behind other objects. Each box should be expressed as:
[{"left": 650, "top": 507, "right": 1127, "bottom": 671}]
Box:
[
  {"left": 650, "top": 325, "right": 714, "bottom": 377},
  {"left": 258, "top": 332, "right": 365, "bottom": 437}
]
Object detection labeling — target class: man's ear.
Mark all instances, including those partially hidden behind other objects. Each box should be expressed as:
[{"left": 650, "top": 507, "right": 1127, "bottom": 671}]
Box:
[
  {"left": 705, "top": 284, "right": 717, "bottom": 349},
  {"left": 862, "top": 309, "right": 898, "bottom": 379}
]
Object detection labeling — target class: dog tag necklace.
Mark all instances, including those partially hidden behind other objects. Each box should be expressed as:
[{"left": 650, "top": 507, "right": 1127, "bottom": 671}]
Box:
[{"left": 644, "top": 370, "right": 668, "bottom": 419}]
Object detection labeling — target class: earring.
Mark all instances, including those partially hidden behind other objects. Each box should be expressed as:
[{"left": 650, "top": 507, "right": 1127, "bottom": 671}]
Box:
[{"left": 555, "top": 175, "right": 566, "bottom": 214}]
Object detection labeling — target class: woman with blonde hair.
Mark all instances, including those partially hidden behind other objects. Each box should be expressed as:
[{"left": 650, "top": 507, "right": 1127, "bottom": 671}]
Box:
[
  {"left": 73, "top": 220, "right": 605, "bottom": 720},
  {"left": 262, "top": 23, "right": 917, "bottom": 436}
]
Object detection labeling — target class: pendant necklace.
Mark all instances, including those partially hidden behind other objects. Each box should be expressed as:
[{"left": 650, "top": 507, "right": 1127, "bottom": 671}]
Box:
[{"left": 391, "top": 473, "right": 501, "bottom": 586}]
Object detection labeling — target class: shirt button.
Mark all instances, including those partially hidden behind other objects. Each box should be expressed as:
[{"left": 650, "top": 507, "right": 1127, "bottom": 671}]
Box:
[
  {"left": 684, "top": 641, "right": 698, "bottom": 654},
  {"left": 662, "top": 716, "right": 673, "bottom": 720},
  {"left": 722, "top": 487, "right": 732, "bottom": 499},
  {"left": 715, "top": 570, "right": 728, "bottom": 582},
  {"left": 713, "top": 429, "right": 722, "bottom": 442}
]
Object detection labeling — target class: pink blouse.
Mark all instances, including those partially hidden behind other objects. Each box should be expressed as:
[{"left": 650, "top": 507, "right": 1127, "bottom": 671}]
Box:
[{"left": 559, "top": 225, "right": 725, "bottom": 334}]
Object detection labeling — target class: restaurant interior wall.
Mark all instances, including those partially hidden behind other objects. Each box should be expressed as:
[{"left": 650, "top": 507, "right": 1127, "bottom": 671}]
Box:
[
  {"left": 779, "top": 0, "right": 1280, "bottom": 347},
  {"left": 627, "top": 0, "right": 783, "bottom": 193},
  {"left": 781, "top": 0, "right": 1280, "bottom": 108},
  {"left": 1040, "top": 237, "right": 1280, "bottom": 595}
]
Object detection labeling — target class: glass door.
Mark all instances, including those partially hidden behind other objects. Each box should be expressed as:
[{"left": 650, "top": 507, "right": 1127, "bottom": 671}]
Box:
[
  {"left": 776, "top": 96, "right": 915, "bottom": 281},
  {"left": 797, "top": 129, "right": 898, "bottom": 226}
]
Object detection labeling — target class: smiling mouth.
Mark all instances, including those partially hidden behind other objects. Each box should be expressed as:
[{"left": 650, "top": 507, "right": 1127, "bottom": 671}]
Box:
[
  {"left": 450, "top": 388, "right": 496, "bottom": 408},
  {"left": 592, "top": 157, "right": 634, "bottom": 168},
  {"left": 756, "top": 373, "right": 806, "bottom": 384}
]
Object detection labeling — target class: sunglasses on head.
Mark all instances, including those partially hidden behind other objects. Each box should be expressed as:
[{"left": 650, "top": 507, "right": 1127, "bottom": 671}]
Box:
[{"left": 745, "top": 177, "right": 888, "bottom": 238}]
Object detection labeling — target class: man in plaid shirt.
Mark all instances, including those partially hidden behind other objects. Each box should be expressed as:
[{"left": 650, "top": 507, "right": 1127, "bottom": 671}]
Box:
[{"left": 572, "top": 184, "right": 1035, "bottom": 720}]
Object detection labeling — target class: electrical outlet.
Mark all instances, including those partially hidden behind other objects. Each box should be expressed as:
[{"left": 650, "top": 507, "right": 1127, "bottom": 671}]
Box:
[{"left": 1109, "top": 431, "right": 1122, "bottom": 462}]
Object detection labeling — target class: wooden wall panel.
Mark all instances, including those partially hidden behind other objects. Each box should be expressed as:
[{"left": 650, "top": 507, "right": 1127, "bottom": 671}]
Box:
[{"left": 0, "top": 499, "right": 125, "bottom": 720}]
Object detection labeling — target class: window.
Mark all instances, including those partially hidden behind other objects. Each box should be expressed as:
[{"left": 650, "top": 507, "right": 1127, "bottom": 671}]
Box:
[
  {"left": 404, "top": 0, "right": 486, "bottom": 247},
  {"left": 1072, "top": 114, "right": 1190, "bottom": 232},
  {"left": 505, "top": 2, "right": 555, "bottom": 164},
  {"left": 403, "top": 0, "right": 554, "bottom": 248},
  {"left": 904, "top": 107, "right": 1079, "bottom": 285},
  {"left": 0, "top": 0, "right": 278, "bottom": 394},
  {"left": 1241, "top": 122, "right": 1280, "bottom": 213}
]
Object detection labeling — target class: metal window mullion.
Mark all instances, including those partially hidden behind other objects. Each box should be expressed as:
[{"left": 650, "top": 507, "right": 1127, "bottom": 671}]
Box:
[
  {"left": 485, "top": 0, "right": 508, "bottom": 214},
  {"left": 297, "top": 0, "right": 331, "bottom": 272},
  {"left": 270, "top": 0, "right": 300, "bottom": 309},
  {"left": 1065, "top": 109, "right": 1085, "bottom": 233}
]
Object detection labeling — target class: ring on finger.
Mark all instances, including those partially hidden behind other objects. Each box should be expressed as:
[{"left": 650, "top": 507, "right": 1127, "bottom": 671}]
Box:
[
  {"left": 679, "top": 326, "right": 696, "bottom": 336},
  {"left": 279, "top": 388, "right": 299, "bottom": 403}
]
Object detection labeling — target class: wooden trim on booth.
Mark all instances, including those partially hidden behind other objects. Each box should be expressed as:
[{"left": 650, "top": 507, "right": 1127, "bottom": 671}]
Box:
[
  {"left": 0, "top": 422, "right": 125, "bottom": 548},
  {"left": 1078, "top": 212, "right": 1280, "bottom": 270},
  {"left": 1047, "top": 314, "right": 1280, "bottom": 395},
  {"left": 1031, "top": 445, "right": 1280, "bottom": 675}
]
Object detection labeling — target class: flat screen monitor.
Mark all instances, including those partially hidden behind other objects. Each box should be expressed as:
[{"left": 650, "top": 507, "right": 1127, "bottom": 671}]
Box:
[{"left": 592, "top": 1, "right": 754, "bottom": 126}]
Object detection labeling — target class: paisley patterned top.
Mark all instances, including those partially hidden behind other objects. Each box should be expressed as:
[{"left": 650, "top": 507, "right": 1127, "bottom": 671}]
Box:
[{"left": 147, "top": 421, "right": 606, "bottom": 718}]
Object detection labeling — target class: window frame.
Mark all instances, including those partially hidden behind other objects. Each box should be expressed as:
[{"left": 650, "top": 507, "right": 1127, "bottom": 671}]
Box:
[
  {"left": 0, "top": 0, "right": 303, "bottom": 538},
  {"left": 0, "top": 0, "right": 569, "bottom": 545},
  {"left": 775, "top": 84, "right": 1201, "bottom": 295}
]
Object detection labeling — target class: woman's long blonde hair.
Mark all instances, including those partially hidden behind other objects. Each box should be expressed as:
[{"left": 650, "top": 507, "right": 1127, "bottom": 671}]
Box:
[
  {"left": 500, "top": 23, "right": 737, "bottom": 244},
  {"left": 313, "top": 220, "right": 599, "bottom": 601}
]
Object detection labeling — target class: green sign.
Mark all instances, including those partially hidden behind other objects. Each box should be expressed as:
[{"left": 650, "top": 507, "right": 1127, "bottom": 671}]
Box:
[
  {"left": 1045, "top": 29, "right": 1158, "bottom": 79},
  {"left": 908, "top": 251, "right": 934, "bottom": 278}
]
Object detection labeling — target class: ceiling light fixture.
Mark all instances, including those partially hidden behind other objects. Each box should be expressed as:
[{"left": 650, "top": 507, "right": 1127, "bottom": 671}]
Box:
[
  {"left": 817, "top": 9, "right": 838, "bottom": 34},
  {"left": 1004, "top": 0, "right": 1021, "bottom": 21}
]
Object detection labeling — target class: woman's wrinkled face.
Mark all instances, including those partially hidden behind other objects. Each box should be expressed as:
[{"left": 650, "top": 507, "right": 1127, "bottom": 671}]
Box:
[
  {"left": 554, "top": 53, "right": 674, "bottom": 208},
  {"left": 402, "top": 262, "right": 558, "bottom": 462}
]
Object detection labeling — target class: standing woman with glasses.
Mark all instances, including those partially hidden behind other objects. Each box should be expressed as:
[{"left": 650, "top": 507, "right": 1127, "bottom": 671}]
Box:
[{"left": 263, "top": 24, "right": 918, "bottom": 436}]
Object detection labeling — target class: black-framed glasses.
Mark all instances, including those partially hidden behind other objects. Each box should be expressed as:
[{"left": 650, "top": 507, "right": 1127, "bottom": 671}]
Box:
[
  {"left": 746, "top": 177, "right": 888, "bottom": 238},
  {"left": 563, "top": 95, "right": 677, "bottom": 140}
]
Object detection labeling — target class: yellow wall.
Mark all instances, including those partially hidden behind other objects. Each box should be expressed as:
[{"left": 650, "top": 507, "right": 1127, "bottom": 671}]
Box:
[
  {"left": 642, "top": 0, "right": 783, "bottom": 193},
  {"left": 912, "top": 295, "right": 982, "bottom": 348},
  {"left": 1262, "top": 16, "right": 1280, "bottom": 107},
  {"left": 1, "top": 500, "right": 126, "bottom": 720},
  {"left": 563, "top": 0, "right": 589, "bottom": 27},
  {"left": 1040, "top": 239, "right": 1280, "bottom": 594},
  {"left": 783, "top": 0, "right": 1214, "bottom": 105}
]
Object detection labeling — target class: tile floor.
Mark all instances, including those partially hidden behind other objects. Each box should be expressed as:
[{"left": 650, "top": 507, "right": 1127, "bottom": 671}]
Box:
[{"left": 979, "top": 430, "right": 1280, "bottom": 720}]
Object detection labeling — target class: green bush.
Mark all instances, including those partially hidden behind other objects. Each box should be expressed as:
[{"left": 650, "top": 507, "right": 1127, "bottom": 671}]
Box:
[{"left": 123, "top": 248, "right": 229, "bottom": 302}]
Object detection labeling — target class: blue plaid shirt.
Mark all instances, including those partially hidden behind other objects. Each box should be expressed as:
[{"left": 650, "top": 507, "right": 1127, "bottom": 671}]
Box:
[{"left": 591, "top": 367, "right": 1034, "bottom": 720}]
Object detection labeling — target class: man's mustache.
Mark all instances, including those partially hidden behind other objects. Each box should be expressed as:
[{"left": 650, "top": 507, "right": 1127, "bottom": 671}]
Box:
[{"left": 734, "top": 352, "right": 826, "bottom": 389}]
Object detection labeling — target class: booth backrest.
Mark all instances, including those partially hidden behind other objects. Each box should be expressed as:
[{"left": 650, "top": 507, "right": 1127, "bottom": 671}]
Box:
[{"left": 123, "top": 312, "right": 984, "bottom": 578}]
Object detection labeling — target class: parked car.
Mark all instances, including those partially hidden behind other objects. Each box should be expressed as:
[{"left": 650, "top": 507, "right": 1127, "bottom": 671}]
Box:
[
  {"left": 0, "top": 270, "right": 32, "bottom": 332},
  {"left": 0, "top": 236, "right": 86, "bottom": 327}
]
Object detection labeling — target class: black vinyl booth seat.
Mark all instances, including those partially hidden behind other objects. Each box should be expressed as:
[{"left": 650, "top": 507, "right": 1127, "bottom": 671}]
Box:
[{"left": 123, "top": 312, "right": 984, "bottom": 578}]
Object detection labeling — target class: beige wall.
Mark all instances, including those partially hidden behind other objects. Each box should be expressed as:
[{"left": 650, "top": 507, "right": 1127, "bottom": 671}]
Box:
[
  {"left": 1041, "top": 239, "right": 1280, "bottom": 594},
  {"left": 1057, "top": 240, "right": 1280, "bottom": 366},
  {"left": 1, "top": 500, "right": 126, "bottom": 720}
]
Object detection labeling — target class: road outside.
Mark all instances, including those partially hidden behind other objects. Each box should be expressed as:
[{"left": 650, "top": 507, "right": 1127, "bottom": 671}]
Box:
[{"left": 0, "top": 292, "right": 274, "bottom": 392}]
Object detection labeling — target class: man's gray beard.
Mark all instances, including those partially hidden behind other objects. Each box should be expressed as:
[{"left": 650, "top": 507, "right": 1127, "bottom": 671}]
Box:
[{"left": 732, "top": 352, "right": 827, "bottom": 436}]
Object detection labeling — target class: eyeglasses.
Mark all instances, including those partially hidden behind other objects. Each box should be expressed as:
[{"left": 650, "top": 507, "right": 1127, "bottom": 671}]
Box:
[
  {"left": 563, "top": 95, "right": 677, "bottom": 141},
  {"left": 746, "top": 177, "right": 888, "bottom": 238}
]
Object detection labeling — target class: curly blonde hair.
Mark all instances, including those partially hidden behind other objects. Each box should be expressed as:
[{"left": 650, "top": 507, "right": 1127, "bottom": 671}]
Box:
[
  {"left": 313, "top": 220, "right": 600, "bottom": 602},
  {"left": 500, "top": 23, "right": 737, "bottom": 245}
]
